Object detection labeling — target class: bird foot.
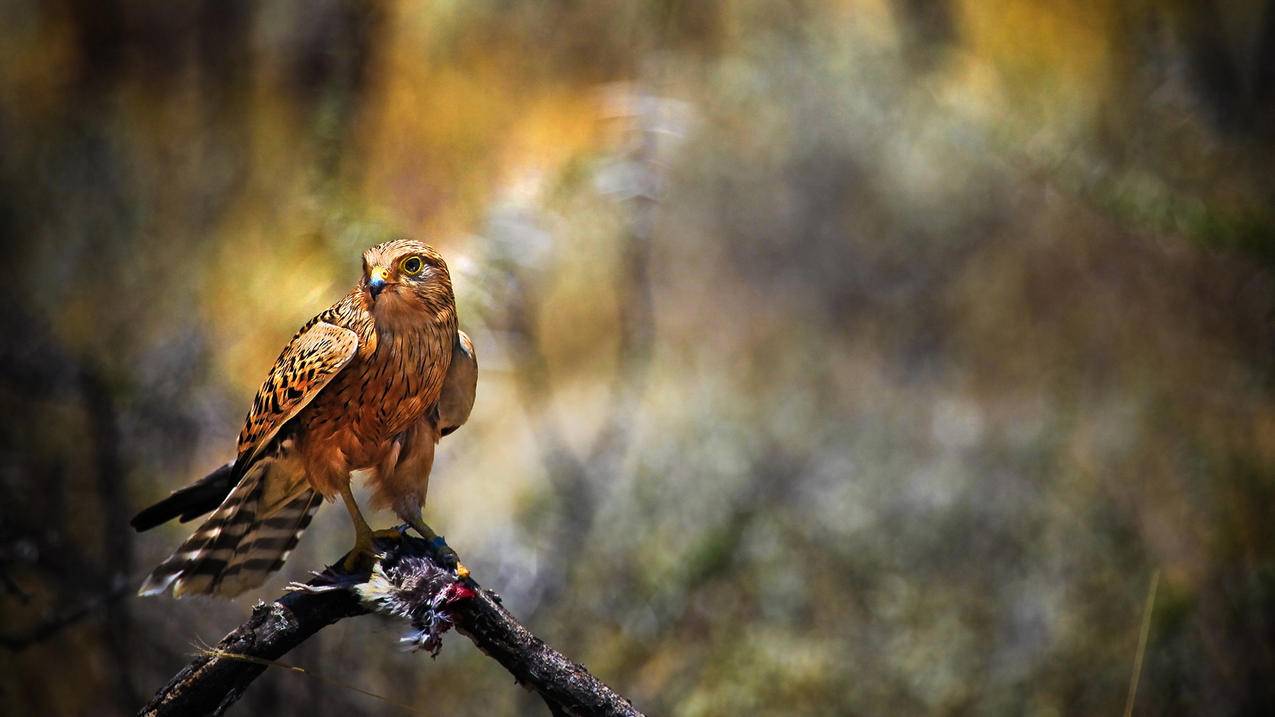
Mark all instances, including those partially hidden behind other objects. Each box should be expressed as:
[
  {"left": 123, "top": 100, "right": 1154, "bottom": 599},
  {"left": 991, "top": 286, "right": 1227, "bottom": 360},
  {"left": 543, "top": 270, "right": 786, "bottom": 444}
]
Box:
[
  {"left": 370, "top": 526, "right": 408, "bottom": 547},
  {"left": 400, "top": 517, "right": 471, "bottom": 580},
  {"left": 426, "top": 535, "right": 470, "bottom": 580},
  {"left": 339, "top": 534, "right": 386, "bottom": 573}
]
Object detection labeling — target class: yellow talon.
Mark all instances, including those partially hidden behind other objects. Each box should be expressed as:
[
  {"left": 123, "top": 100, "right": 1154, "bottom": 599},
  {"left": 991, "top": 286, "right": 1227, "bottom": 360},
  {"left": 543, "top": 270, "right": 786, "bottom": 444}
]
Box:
[
  {"left": 456, "top": 562, "right": 471, "bottom": 580},
  {"left": 341, "top": 535, "right": 377, "bottom": 572}
]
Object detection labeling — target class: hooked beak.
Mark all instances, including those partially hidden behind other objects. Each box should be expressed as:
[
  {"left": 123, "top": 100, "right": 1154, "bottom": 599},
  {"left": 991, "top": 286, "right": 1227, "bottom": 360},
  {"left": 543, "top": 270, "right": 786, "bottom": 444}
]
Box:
[{"left": 368, "top": 265, "right": 390, "bottom": 299}]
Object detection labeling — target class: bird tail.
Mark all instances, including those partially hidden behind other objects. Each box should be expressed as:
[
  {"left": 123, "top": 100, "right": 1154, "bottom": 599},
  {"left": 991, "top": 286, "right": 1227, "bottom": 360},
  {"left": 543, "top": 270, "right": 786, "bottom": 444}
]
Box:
[
  {"left": 130, "top": 461, "right": 237, "bottom": 532},
  {"left": 138, "top": 459, "right": 321, "bottom": 598}
]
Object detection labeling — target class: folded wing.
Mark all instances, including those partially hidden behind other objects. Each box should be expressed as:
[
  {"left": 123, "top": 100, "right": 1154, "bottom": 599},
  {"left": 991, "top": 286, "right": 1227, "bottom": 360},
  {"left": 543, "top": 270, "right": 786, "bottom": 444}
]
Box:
[
  {"left": 136, "top": 320, "right": 360, "bottom": 596},
  {"left": 438, "top": 330, "right": 478, "bottom": 437}
]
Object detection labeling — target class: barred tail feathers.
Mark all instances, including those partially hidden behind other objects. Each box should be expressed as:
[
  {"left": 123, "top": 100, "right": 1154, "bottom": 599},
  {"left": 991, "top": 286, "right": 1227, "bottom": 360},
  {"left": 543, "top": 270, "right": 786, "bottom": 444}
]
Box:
[
  {"left": 130, "top": 461, "right": 236, "bottom": 532},
  {"left": 139, "top": 460, "right": 320, "bottom": 598}
]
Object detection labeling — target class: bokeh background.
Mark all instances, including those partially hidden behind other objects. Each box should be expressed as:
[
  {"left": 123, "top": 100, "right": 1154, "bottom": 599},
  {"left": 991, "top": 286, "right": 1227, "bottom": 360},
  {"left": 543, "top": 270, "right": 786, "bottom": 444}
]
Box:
[{"left": 3, "top": 1, "right": 1275, "bottom": 715}]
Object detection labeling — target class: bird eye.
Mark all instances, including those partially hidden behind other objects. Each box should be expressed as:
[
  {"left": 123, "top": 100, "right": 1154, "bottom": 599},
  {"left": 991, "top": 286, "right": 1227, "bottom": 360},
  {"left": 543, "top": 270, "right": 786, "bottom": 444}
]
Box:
[{"left": 400, "top": 256, "right": 424, "bottom": 276}]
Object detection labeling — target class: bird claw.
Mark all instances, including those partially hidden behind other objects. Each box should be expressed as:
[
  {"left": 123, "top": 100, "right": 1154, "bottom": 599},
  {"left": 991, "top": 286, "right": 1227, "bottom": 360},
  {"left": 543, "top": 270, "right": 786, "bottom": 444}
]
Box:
[
  {"left": 427, "top": 535, "right": 453, "bottom": 564},
  {"left": 371, "top": 525, "right": 409, "bottom": 542},
  {"left": 340, "top": 538, "right": 387, "bottom": 573},
  {"left": 427, "top": 536, "right": 470, "bottom": 580}
]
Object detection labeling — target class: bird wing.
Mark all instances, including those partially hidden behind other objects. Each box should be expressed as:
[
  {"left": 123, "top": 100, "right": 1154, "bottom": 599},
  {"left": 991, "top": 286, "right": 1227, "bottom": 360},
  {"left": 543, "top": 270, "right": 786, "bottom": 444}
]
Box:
[
  {"left": 236, "top": 320, "right": 360, "bottom": 466},
  {"left": 437, "top": 329, "right": 478, "bottom": 437}
]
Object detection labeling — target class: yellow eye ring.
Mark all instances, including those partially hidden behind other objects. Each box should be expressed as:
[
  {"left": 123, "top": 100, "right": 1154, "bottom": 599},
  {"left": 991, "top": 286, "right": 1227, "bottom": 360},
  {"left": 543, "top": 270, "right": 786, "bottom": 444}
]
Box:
[{"left": 400, "top": 256, "right": 424, "bottom": 276}]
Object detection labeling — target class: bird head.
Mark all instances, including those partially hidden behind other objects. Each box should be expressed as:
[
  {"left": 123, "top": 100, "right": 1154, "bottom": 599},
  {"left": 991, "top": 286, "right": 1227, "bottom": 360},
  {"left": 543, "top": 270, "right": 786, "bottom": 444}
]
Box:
[{"left": 361, "top": 239, "right": 455, "bottom": 327}]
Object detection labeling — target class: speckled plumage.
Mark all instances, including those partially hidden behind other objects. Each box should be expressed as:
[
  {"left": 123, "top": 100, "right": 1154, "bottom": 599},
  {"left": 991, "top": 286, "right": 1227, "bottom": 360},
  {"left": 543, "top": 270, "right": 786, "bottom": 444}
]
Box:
[{"left": 136, "top": 239, "right": 477, "bottom": 597}]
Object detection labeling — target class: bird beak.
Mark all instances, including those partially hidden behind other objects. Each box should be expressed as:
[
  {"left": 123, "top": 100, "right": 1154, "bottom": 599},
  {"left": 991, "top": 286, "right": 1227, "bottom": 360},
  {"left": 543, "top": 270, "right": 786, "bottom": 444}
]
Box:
[{"left": 368, "top": 266, "right": 390, "bottom": 299}]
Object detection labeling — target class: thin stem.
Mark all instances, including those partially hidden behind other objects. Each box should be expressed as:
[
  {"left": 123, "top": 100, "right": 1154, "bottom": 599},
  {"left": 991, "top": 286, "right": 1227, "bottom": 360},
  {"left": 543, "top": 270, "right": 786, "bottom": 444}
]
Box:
[{"left": 1123, "top": 568, "right": 1160, "bottom": 717}]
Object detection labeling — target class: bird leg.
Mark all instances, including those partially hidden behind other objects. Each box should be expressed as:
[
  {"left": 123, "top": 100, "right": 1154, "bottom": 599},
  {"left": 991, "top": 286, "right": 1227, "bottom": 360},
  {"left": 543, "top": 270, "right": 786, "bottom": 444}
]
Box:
[
  {"left": 403, "top": 513, "right": 470, "bottom": 580},
  {"left": 384, "top": 419, "right": 469, "bottom": 579},
  {"left": 338, "top": 482, "right": 379, "bottom": 572},
  {"left": 289, "top": 525, "right": 404, "bottom": 593}
]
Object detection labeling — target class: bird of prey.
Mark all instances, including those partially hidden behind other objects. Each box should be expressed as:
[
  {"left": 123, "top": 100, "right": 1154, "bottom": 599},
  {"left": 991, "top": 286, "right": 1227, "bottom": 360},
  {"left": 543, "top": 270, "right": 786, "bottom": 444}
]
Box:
[{"left": 132, "top": 239, "right": 478, "bottom": 597}]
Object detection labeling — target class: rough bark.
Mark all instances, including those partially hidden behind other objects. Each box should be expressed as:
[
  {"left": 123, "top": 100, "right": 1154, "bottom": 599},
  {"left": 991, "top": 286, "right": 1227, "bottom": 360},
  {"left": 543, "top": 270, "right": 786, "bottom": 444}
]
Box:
[{"left": 138, "top": 535, "right": 642, "bottom": 717}]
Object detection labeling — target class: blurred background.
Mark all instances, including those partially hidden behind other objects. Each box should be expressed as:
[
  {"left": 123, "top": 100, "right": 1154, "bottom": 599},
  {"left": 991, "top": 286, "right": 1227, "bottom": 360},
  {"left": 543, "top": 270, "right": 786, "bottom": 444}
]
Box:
[{"left": 2, "top": 1, "right": 1274, "bottom": 714}]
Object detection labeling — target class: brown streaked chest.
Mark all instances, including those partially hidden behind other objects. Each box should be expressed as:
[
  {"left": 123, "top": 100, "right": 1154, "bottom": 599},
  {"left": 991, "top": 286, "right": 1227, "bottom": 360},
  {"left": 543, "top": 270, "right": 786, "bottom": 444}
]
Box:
[{"left": 300, "top": 322, "right": 452, "bottom": 469}]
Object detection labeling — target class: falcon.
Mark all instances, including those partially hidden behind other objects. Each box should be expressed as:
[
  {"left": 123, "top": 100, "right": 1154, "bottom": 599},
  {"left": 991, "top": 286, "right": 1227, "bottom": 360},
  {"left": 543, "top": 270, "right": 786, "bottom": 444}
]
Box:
[{"left": 132, "top": 239, "right": 478, "bottom": 597}]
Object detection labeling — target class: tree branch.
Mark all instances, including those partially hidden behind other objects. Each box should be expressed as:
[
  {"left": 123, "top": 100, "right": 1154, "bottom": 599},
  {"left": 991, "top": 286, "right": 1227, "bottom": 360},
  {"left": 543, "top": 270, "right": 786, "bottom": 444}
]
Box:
[{"left": 138, "top": 535, "right": 642, "bottom": 717}]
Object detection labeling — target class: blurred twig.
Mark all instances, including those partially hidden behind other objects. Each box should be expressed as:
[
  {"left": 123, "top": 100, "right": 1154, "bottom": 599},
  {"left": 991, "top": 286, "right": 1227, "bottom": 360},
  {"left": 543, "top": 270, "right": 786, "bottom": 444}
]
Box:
[
  {"left": 0, "top": 580, "right": 131, "bottom": 651},
  {"left": 139, "top": 535, "right": 642, "bottom": 717},
  {"left": 1123, "top": 569, "right": 1161, "bottom": 717},
  {"left": 0, "top": 565, "right": 31, "bottom": 602}
]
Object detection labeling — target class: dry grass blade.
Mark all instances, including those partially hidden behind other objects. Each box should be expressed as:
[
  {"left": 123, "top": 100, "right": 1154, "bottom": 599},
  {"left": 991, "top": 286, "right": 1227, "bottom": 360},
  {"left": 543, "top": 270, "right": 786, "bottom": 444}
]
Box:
[
  {"left": 198, "top": 647, "right": 431, "bottom": 715},
  {"left": 1123, "top": 569, "right": 1160, "bottom": 717}
]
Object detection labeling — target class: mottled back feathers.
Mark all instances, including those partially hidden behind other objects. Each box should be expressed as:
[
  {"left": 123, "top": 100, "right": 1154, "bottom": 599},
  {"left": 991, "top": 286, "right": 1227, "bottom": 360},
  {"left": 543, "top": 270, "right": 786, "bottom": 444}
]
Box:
[{"left": 236, "top": 320, "right": 360, "bottom": 469}]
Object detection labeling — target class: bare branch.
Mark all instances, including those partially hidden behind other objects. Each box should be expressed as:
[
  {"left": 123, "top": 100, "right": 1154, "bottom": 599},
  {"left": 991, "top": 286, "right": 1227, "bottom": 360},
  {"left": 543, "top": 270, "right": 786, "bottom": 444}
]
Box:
[{"left": 138, "top": 535, "right": 642, "bottom": 717}]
